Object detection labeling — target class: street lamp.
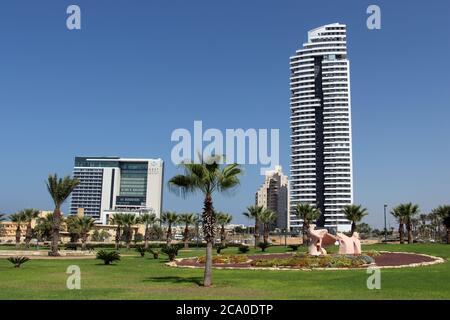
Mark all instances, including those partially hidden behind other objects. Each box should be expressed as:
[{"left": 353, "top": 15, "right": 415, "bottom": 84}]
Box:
[{"left": 384, "top": 204, "right": 388, "bottom": 243}]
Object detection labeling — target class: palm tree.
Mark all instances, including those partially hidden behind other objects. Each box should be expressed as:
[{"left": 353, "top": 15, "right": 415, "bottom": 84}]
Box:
[
  {"left": 21, "top": 209, "right": 40, "bottom": 248},
  {"left": 121, "top": 213, "right": 138, "bottom": 250},
  {"left": 243, "top": 205, "right": 265, "bottom": 248},
  {"left": 178, "top": 213, "right": 196, "bottom": 249},
  {"left": 9, "top": 212, "right": 26, "bottom": 248},
  {"left": 259, "top": 209, "right": 277, "bottom": 245},
  {"left": 391, "top": 206, "right": 407, "bottom": 244},
  {"left": 342, "top": 204, "right": 368, "bottom": 235},
  {"left": 168, "top": 155, "right": 242, "bottom": 287},
  {"left": 443, "top": 212, "right": 450, "bottom": 244},
  {"left": 46, "top": 174, "right": 80, "bottom": 256},
  {"left": 76, "top": 216, "right": 95, "bottom": 250},
  {"left": 432, "top": 205, "right": 450, "bottom": 243},
  {"left": 161, "top": 211, "right": 179, "bottom": 245},
  {"left": 138, "top": 212, "right": 158, "bottom": 249},
  {"left": 431, "top": 205, "right": 450, "bottom": 241},
  {"left": 215, "top": 212, "right": 233, "bottom": 246},
  {"left": 391, "top": 203, "right": 419, "bottom": 244},
  {"left": 110, "top": 213, "right": 124, "bottom": 250},
  {"left": 293, "top": 203, "right": 321, "bottom": 245}
]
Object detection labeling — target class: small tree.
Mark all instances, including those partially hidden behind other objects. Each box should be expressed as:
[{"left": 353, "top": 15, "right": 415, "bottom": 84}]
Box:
[
  {"left": 21, "top": 209, "right": 40, "bottom": 248},
  {"left": 259, "top": 209, "right": 276, "bottom": 245},
  {"left": 215, "top": 212, "right": 233, "bottom": 246},
  {"left": 138, "top": 212, "right": 158, "bottom": 249},
  {"left": 243, "top": 205, "right": 265, "bottom": 249},
  {"left": 7, "top": 256, "right": 30, "bottom": 268},
  {"left": 96, "top": 250, "right": 120, "bottom": 265},
  {"left": 46, "top": 174, "right": 79, "bottom": 256},
  {"left": 161, "top": 211, "right": 179, "bottom": 245},
  {"left": 76, "top": 216, "right": 95, "bottom": 250},
  {"left": 342, "top": 204, "right": 368, "bottom": 235},
  {"left": 9, "top": 212, "right": 26, "bottom": 248},
  {"left": 293, "top": 204, "right": 321, "bottom": 245},
  {"left": 178, "top": 213, "right": 196, "bottom": 249},
  {"left": 110, "top": 213, "right": 124, "bottom": 250},
  {"left": 121, "top": 214, "right": 138, "bottom": 250}
]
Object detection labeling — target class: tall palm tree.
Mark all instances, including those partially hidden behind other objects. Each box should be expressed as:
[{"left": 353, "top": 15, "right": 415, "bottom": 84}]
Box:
[
  {"left": 431, "top": 205, "right": 450, "bottom": 241},
  {"left": 259, "top": 209, "right": 277, "bottom": 245},
  {"left": 46, "top": 174, "right": 80, "bottom": 256},
  {"left": 21, "top": 209, "right": 40, "bottom": 248},
  {"left": 9, "top": 212, "right": 26, "bottom": 248},
  {"left": 138, "top": 212, "right": 158, "bottom": 249},
  {"left": 342, "top": 204, "right": 368, "bottom": 235},
  {"left": 76, "top": 216, "right": 95, "bottom": 250},
  {"left": 243, "top": 205, "right": 265, "bottom": 248},
  {"left": 121, "top": 213, "right": 138, "bottom": 250},
  {"left": 168, "top": 155, "right": 242, "bottom": 287},
  {"left": 293, "top": 203, "right": 321, "bottom": 245},
  {"left": 110, "top": 213, "right": 124, "bottom": 250},
  {"left": 215, "top": 212, "right": 233, "bottom": 246},
  {"left": 161, "top": 211, "right": 179, "bottom": 245},
  {"left": 178, "top": 213, "right": 196, "bottom": 249},
  {"left": 391, "top": 206, "right": 407, "bottom": 244}
]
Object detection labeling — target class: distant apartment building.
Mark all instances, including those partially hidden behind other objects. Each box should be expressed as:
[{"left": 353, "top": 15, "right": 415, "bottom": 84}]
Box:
[
  {"left": 289, "top": 23, "right": 353, "bottom": 232},
  {"left": 70, "top": 157, "right": 164, "bottom": 224},
  {"left": 255, "top": 166, "right": 289, "bottom": 230}
]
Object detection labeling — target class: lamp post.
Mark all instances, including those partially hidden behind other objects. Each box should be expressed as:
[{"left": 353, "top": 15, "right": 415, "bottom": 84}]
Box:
[{"left": 384, "top": 204, "right": 388, "bottom": 243}]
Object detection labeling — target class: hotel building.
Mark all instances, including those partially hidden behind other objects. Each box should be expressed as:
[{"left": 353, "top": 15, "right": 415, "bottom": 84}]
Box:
[
  {"left": 289, "top": 23, "right": 353, "bottom": 232},
  {"left": 70, "top": 157, "right": 164, "bottom": 224}
]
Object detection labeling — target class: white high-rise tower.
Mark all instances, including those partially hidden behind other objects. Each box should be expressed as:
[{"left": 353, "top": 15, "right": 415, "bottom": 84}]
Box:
[{"left": 289, "top": 23, "right": 353, "bottom": 232}]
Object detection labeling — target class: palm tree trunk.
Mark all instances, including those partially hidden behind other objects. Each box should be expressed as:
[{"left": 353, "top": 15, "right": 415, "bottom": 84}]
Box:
[
  {"left": 407, "top": 223, "right": 413, "bottom": 244},
  {"left": 184, "top": 224, "right": 189, "bottom": 249},
  {"left": 351, "top": 222, "right": 356, "bottom": 235},
  {"left": 25, "top": 223, "right": 32, "bottom": 248},
  {"left": 264, "top": 225, "right": 269, "bottom": 244},
  {"left": 15, "top": 226, "right": 21, "bottom": 248},
  {"left": 50, "top": 205, "right": 61, "bottom": 256},
  {"left": 81, "top": 235, "right": 87, "bottom": 251},
  {"left": 167, "top": 225, "right": 172, "bottom": 245},
  {"left": 221, "top": 225, "right": 226, "bottom": 246},
  {"left": 447, "top": 228, "right": 450, "bottom": 244},
  {"left": 399, "top": 223, "right": 404, "bottom": 244},
  {"left": 302, "top": 222, "right": 308, "bottom": 246},
  {"left": 202, "top": 194, "right": 215, "bottom": 287},
  {"left": 254, "top": 222, "right": 259, "bottom": 249},
  {"left": 115, "top": 227, "right": 121, "bottom": 250},
  {"left": 144, "top": 226, "right": 149, "bottom": 250}
]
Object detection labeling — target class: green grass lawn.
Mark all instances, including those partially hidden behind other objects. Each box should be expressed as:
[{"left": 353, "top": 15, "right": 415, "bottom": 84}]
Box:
[{"left": 0, "top": 244, "right": 449, "bottom": 299}]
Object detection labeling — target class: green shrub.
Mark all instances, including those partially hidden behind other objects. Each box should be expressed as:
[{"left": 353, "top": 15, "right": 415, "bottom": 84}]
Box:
[
  {"left": 216, "top": 244, "right": 227, "bottom": 254},
  {"left": 258, "top": 242, "right": 270, "bottom": 252},
  {"left": 250, "top": 254, "right": 373, "bottom": 268},
  {"left": 238, "top": 245, "right": 250, "bottom": 254},
  {"left": 148, "top": 249, "right": 160, "bottom": 259},
  {"left": 288, "top": 244, "right": 300, "bottom": 251},
  {"left": 7, "top": 256, "right": 30, "bottom": 268},
  {"left": 161, "top": 245, "right": 180, "bottom": 261},
  {"left": 135, "top": 245, "right": 146, "bottom": 257},
  {"left": 96, "top": 250, "right": 120, "bottom": 265}
]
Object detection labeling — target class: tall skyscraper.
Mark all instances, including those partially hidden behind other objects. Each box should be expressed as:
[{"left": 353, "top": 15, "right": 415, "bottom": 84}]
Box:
[
  {"left": 255, "top": 166, "right": 289, "bottom": 230},
  {"left": 289, "top": 23, "right": 353, "bottom": 232},
  {"left": 70, "top": 157, "right": 164, "bottom": 223}
]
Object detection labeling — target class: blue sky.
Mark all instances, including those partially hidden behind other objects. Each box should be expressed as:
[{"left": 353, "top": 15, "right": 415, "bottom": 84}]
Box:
[{"left": 0, "top": 0, "right": 449, "bottom": 228}]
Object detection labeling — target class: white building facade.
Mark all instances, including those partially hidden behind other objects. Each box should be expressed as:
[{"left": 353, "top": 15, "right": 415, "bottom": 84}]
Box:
[
  {"left": 70, "top": 157, "right": 164, "bottom": 224},
  {"left": 289, "top": 23, "right": 353, "bottom": 232},
  {"left": 256, "top": 166, "right": 289, "bottom": 230}
]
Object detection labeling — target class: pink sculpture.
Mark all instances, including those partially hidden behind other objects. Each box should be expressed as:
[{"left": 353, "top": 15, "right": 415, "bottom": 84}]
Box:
[
  {"left": 307, "top": 225, "right": 362, "bottom": 256},
  {"left": 336, "top": 232, "right": 361, "bottom": 255},
  {"left": 307, "top": 224, "right": 337, "bottom": 256}
]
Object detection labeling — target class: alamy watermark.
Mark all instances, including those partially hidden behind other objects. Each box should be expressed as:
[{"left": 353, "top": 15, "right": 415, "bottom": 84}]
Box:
[
  {"left": 171, "top": 121, "right": 279, "bottom": 175},
  {"left": 366, "top": 266, "right": 381, "bottom": 290},
  {"left": 66, "top": 265, "right": 81, "bottom": 290},
  {"left": 367, "top": 5, "right": 381, "bottom": 30}
]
